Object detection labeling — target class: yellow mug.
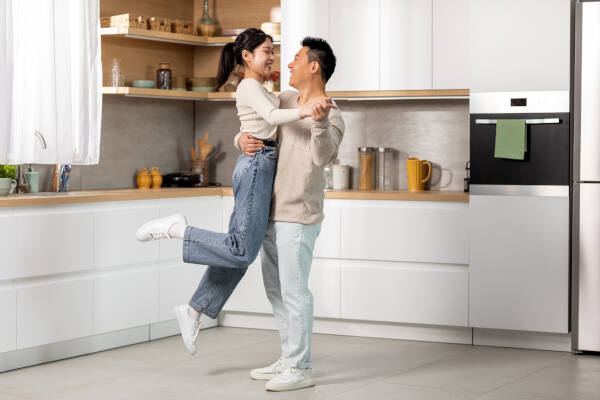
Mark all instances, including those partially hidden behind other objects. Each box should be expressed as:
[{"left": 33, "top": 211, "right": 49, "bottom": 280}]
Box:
[{"left": 407, "top": 158, "right": 432, "bottom": 191}]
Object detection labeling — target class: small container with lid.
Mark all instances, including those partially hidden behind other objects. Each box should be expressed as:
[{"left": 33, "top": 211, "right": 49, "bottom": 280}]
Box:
[
  {"left": 156, "top": 63, "right": 172, "bottom": 90},
  {"left": 358, "top": 147, "right": 376, "bottom": 190},
  {"left": 376, "top": 147, "right": 394, "bottom": 190}
]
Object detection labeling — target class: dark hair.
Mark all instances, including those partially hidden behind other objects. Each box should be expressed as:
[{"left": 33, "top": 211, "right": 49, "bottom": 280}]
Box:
[
  {"left": 215, "top": 28, "right": 273, "bottom": 90},
  {"left": 301, "top": 37, "right": 336, "bottom": 82}
]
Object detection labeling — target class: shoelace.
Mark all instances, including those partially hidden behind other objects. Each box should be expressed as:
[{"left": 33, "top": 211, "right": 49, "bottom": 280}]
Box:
[
  {"left": 281, "top": 367, "right": 300, "bottom": 378},
  {"left": 150, "top": 231, "right": 170, "bottom": 240}
]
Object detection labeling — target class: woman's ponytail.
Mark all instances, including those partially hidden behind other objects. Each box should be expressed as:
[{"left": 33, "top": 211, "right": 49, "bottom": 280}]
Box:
[{"left": 215, "top": 42, "right": 235, "bottom": 90}]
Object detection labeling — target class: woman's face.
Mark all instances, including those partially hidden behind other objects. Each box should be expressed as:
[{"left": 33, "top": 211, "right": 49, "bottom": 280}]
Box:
[{"left": 243, "top": 38, "right": 275, "bottom": 80}]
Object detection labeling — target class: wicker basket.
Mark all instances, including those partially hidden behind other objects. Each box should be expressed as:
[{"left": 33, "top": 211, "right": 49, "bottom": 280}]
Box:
[
  {"left": 172, "top": 19, "right": 195, "bottom": 35},
  {"left": 149, "top": 17, "right": 172, "bottom": 32},
  {"left": 100, "top": 13, "right": 149, "bottom": 29}
]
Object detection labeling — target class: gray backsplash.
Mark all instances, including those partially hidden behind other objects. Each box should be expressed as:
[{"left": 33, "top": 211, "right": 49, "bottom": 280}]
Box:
[
  {"left": 28, "top": 97, "right": 469, "bottom": 192},
  {"left": 195, "top": 98, "right": 470, "bottom": 191}
]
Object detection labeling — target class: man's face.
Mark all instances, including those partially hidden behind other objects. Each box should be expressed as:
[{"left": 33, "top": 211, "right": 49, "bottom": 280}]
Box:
[{"left": 288, "top": 46, "right": 314, "bottom": 88}]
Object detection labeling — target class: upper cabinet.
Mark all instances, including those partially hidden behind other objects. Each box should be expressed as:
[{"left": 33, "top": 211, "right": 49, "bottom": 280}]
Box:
[
  {"left": 380, "top": 0, "right": 432, "bottom": 91},
  {"left": 433, "top": 0, "right": 469, "bottom": 90},
  {"left": 281, "top": 0, "right": 467, "bottom": 92},
  {"left": 468, "top": 0, "right": 571, "bottom": 93}
]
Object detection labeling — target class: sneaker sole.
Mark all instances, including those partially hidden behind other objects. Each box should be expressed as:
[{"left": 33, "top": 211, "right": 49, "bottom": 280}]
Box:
[
  {"left": 174, "top": 306, "right": 197, "bottom": 356},
  {"left": 250, "top": 370, "right": 279, "bottom": 380},
  {"left": 265, "top": 378, "right": 315, "bottom": 392}
]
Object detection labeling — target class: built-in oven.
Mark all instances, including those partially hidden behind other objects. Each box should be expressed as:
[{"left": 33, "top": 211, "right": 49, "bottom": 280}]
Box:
[{"left": 468, "top": 91, "right": 571, "bottom": 335}]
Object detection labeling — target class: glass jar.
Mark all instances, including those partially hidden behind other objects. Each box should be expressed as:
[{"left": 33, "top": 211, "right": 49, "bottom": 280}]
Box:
[
  {"left": 358, "top": 147, "right": 376, "bottom": 190},
  {"left": 376, "top": 147, "right": 393, "bottom": 190},
  {"left": 156, "top": 63, "right": 172, "bottom": 90},
  {"left": 323, "top": 163, "right": 333, "bottom": 190}
]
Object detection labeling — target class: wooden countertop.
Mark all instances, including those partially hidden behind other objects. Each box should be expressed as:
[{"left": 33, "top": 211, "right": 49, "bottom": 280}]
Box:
[{"left": 0, "top": 187, "right": 468, "bottom": 207}]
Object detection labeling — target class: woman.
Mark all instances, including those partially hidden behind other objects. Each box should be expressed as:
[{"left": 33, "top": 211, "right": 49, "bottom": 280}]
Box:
[{"left": 135, "top": 28, "right": 335, "bottom": 355}]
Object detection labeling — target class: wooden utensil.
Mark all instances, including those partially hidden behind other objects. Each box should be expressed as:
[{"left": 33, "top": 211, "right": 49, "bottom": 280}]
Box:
[
  {"left": 200, "top": 142, "right": 213, "bottom": 160},
  {"left": 190, "top": 147, "right": 197, "bottom": 161}
]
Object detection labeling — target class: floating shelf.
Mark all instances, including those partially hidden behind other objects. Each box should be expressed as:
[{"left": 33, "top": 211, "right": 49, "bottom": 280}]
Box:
[
  {"left": 100, "top": 27, "right": 281, "bottom": 46},
  {"left": 103, "top": 87, "right": 469, "bottom": 101}
]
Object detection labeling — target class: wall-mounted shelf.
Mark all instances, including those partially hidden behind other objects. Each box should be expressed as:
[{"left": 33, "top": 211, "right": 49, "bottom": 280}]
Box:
[
  {"left": 101, "top": 27, "right": 281, "bottom": 46},
  {"left": 103, "top": 87, "right": 469, "bottom": 101}
]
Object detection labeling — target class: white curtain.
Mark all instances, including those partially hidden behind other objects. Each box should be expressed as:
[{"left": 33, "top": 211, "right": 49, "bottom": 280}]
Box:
[{"left": 0, "top": 0, "right": 102, "bottom": 165}]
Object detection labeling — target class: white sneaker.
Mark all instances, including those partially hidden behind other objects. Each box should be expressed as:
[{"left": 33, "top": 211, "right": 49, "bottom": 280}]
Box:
[
  {"left": 173, "top": 304, "right": 201, "bottom": 355},
  {"left": 136, "top": 214, "right": 187, "bottom": 242},
  {"left": 265, "top": 367, "right": 315, "bottom": 391},
  {"left": 250, "top": 356, "right": 288, "bottom": 380}
]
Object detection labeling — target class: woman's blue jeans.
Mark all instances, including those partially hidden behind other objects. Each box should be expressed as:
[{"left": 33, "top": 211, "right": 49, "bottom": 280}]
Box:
[{"left": 183, "top": 145, "right": 277, "bottom": 318}]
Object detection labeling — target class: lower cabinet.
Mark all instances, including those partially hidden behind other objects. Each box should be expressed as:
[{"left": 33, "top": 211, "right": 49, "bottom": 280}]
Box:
[
  {"left": 0, "top": 288, "right": 16, "bottom": 352},
  {"left": 159, "top": 263, "right": 208, "bottom": 322},
  {"left": 340, "top": 262, "right": 469, "bottom": 327}
]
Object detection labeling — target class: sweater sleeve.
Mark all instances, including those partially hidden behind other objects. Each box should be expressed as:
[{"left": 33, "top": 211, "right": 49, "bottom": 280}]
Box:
[
  {"left": 310, "top": 107, "right": 345, "bottom": 167},
  {"left": 233, "top": 132, "right": 242, "bottom": 150},
  {"left": 237, "top": 80, "right": 301, "bottom": 125}
]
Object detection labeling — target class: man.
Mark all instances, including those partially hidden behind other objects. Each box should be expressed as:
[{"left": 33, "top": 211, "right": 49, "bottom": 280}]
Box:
[{"left": 237, "top": 37, "right": 344, "bottom": 391}]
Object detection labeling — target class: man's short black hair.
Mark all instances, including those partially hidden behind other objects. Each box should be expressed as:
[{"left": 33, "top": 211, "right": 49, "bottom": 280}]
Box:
[{"left": 301, "top": 37, "right": 336, "bottom": 83}]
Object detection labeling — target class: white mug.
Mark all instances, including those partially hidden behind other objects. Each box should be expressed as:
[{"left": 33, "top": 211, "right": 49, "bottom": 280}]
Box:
[
  {"left": 332, "top": 164, "right": 350, "bottom": 190},
  {"left": 0, "top": 178, "right": 16, "bottom": 196}
]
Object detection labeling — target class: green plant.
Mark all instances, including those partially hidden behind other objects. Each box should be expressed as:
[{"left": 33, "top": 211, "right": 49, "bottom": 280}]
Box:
[{"left": 0, "top": 165, "right": 16, "bottom": 179}]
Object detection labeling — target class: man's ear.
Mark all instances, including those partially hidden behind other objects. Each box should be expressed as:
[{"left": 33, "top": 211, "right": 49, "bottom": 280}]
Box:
[{"left": 310, "top": 61, "right": 320, "bottom": 76}]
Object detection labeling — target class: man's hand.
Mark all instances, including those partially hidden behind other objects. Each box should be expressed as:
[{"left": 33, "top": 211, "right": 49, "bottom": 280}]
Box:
[
  {"left": 312, "top": 97, "right": 336, "bottom": 122},
  {"left": 238, "top": 132, "right": 264, "bottom": 156}
]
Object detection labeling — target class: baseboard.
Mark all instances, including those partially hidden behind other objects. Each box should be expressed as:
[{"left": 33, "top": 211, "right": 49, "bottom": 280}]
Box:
[
  {"left": 0, "top": 319, "right": 217, "bottom": 373},
  {"left": 218, "top": 311, "right": 473, "bottom": 345},
  {"left": 473, "top": 328, "right": 572, "bottom": 352}
]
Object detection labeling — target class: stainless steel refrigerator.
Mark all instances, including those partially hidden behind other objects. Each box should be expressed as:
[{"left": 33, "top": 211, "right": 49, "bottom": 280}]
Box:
[{"left": 572, "top": 0, "right": 600, "bottom": 353}]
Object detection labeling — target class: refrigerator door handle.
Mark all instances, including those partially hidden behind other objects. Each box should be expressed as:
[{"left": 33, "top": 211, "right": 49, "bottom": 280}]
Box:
[
  {"left": 470, "top": 184, "right": 569, "bottom": 197},
  {"left": 475, "top": 118, "right": 560, "bottom": 125}
]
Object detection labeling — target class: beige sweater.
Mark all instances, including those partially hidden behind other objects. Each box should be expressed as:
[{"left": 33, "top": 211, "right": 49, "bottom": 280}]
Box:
[
  {"left": 236, "top": 79, "right": 301, "bottom": 140},
  {"left": 235, "top": 90, "right": 345, "bottom": 225}
]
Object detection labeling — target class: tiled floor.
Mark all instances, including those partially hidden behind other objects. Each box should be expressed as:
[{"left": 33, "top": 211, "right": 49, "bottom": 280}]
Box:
[{"left": 1, "top": 327, "right": 598, "bottom": 400}]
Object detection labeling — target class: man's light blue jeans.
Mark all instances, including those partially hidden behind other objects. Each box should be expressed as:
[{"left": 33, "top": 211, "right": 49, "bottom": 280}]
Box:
[
  {"left": 261, "top": 220, "right": 322, "bottom": 369},
  {"left": 185, "top": 145, "right": 277, "bottom": 318}
]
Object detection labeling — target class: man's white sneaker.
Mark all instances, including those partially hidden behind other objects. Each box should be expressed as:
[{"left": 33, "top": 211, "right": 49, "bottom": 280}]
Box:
[
  {"left": 265, "top": 367, "right": 315, "bottom": 391},
  {"left": 250, "top": 356, "right": 288, "bottom": 380},
  {"left": 173, "top": 304, "right": 200, "bottom": 356},
  {"left": 136, "top": 214, "right": 187, "bottom": 242}
]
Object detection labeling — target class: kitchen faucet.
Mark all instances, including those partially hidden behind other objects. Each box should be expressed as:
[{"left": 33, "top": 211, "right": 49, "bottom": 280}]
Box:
[{"left": 15, "top": 130, "right": 47, "bottom": 193}]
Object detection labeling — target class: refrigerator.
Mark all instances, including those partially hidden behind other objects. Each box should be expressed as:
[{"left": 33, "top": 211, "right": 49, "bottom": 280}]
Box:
[{"left": 572, "top": 0, "right": 600, "bottom": 353}]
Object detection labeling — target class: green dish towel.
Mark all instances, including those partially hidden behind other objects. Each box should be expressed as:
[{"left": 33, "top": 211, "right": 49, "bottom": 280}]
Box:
[{"left": 494, "top": 119, "right": 527, "bottom": 160}]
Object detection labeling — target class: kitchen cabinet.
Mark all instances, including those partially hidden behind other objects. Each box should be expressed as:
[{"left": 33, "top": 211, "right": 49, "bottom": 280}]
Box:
[
  {"left": 17, "top": 278, "right": 94, "bottom": 349},
  {"left": 0, "top": 213, "right": 17, "bottom": 280},
  {"left": 341, "top": 262, "right": 468, "bottom": 326},
  {"left": 469, "top": 194, "right": 569, "bottom": 333},
  {"left": 159, "top": 263, "right": 208, "bottom": 322},
  {"left": 327, "top": 0, "right": 380, "bottom": 91},
  {"left": 468, "top": 0, "right": 571, "bottom": 92},
  {"left": 433, "top": 0, "right": 469, "bottom": 89},
  {"left": 340, "top": 200, "right": 469, "bottom": 264},
  {"left": 93, "top": 269, "right": 159, "bottom": 334},
  {"left": 16, "top": 208, "right": 94, "bottom": 278},
  {"left": 313, "top": 204, "right": 341, "bottom": 259},
  {"left": 380, "top": 0, "right": 432, "bottom": 91},
  {"left": 0, "top": 289, "right": 16, "bottom": 352}
]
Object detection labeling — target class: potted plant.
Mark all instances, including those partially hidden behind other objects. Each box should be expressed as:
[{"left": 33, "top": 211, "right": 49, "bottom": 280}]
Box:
[{"left": 0, "top": 165, "right": 17, "bottom": 196}]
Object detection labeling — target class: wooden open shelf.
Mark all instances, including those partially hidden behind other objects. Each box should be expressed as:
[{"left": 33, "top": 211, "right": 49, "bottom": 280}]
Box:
[
  {"left": 103, "top": 87, "right": 469, "bottom": 101},
  {"left": 101, "top": 26, "right": 281, "bottom": 46}
]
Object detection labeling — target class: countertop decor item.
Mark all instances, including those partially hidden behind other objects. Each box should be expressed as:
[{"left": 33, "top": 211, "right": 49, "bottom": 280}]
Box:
[
  {"left": 136, "top": 168, "right": 152, "bottom": 189},
  {"left": 332, "top": 164, "right": 350, "bottom": 190},
  {"left": 151, "top": 166, "right": 163, "bottom": 189},
  {"left": 156, "top": 63, "right": 172, "bottom": 90},
  {"left": 197, "top": 0, "right": 215, "bottom": 36},
  {"left": 132, "top": 80, "right": 156, "bottom": 88},
  {"left": 406, "top": 157, "right": 431, "bottom": 191}
]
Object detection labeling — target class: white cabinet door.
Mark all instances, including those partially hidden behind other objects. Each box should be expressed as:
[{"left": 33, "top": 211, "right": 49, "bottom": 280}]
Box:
[
  {"left": 341, "top": 262, "right": 468, "bottom": 326},
  {"left": 341, "top": 201, "right": 469, "bottom": 264},
  {"left": 380, "top": 0, "right": 432, "bottom": 90},
  {"left": 159, "top": 263, "right": 207, "bottom": 322},
  {"left": 93, "top": 269, "right": 159, "bottom": 334},
  {"left": 313, "top": 203, "right": 341, "bottom": 259},
  {"left": 222, "top": 256, "right": 272, "bottom": 314},
  {"left": 310, "top": 260, "right": 341, "bottom": 318},
  {"left": 158, "top": 196, "right": 222, "bottom": 261},
  {"left": 0, "top": 212, "right": 17, "bottom": 280},
  {"left": 433, "top": 0, "right": 469, "bottom": 89},
  {"left": 17, "top": 278, "right": 94, "bottom": 349},
  {"left": 281, "top": 0, "right": 330, "bottom": 92},
  {"left": 327, "top": 0, "right": 380, "bottom": 91},
  {"left": 469, "top": 194, "right": 569, "bottom": 333},
  {"left": 0, "top": 289, "right": 16, "bottom": 352},
  {"left": 16, "top": 208, "right": 94, "bottom": 278},
  {"left": 94, "top": 204, "right": 159, "bottom": 268},
  {"left": 469, "top": 0, "right": 571, "bottom": 92}
]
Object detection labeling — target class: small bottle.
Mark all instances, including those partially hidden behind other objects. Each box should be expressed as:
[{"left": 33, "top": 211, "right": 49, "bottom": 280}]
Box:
[
  {"left": 156, "top": 63, "right": 172, "bottom": 90},
  {"left": 198, "top": 0, "right": 215, "bottom": 36},
  {"left": 111, "top": 58, "right": 121, "bottom": 87}
]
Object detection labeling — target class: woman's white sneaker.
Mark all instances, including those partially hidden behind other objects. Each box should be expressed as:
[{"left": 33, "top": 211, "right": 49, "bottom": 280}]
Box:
[
  {"left": 136, "top": 214, "right": 187, "bottom": 242},
  {"left": 250, "top": 356, "right": 288, "bottom": 380},
  {"left": 265, "top": 367, "right": 315, "bottom": 391},
  {"left": 173, "top": 304, "right": 200, "bottom": 355}
]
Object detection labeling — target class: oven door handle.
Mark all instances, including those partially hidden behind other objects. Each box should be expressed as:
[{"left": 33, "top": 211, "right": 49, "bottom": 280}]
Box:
[{"left": 475, "top": 118, "right": 560, "bottom": 125}]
